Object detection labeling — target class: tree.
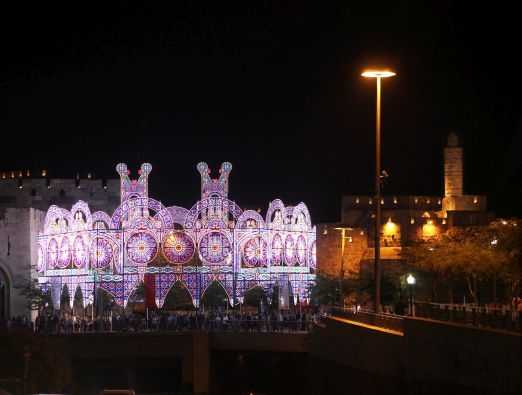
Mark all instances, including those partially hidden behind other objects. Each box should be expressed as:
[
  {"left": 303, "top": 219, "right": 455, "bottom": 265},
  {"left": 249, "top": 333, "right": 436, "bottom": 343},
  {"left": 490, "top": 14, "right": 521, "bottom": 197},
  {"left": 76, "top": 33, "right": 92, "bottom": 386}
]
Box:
[
  {"left": 16, "top": 279, "right": 53, "bottom": 314},
  {"left": 403, "top": 224, "right": 511, "bottom": 304},
  {"left": 309, "top": 275, "right": 339, "bottom": 306}
]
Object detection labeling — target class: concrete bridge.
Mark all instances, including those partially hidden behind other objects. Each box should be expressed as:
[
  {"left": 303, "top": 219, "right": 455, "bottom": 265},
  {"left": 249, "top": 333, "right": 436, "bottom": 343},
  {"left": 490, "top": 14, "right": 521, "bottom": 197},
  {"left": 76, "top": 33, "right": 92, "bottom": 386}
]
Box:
[{"left": 1, "top": 318, "right": 520, "bottom": 395}]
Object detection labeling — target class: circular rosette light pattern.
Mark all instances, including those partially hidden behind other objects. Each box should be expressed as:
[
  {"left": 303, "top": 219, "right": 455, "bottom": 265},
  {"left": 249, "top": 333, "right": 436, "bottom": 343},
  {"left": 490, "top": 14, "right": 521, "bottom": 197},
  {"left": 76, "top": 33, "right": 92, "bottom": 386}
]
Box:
[
  {"left": 57, "top": 237, "right": 71, "bottom": 268},
  {"left": 284, "top": 235, "right": 296, "bottom": 265},
  {"left": 73, "top": 236, "right": 89, "bottom": 268},
  {"left": 37, "top": 245, "right": 44, "bottom": 272},
  {"left": 199, "top": 231, "right": 232, "bottom": 265},
  {"left": 90, "top": 238, "right": 113, "bottom": 269},
  {"left": 126, "top": 232, "right": 158, "bottom": 265},
  {"left": 310, "top": 241, "right": 317, "bottom": 268},
  {"left": 162, "top": 231, "right": 195, "bottom": 264},
  {"left": 47, "top": 238, "right": 58, "bottom": 269},
  {"left": 296, "top": 235, "right": 307, "bottom": 266},
  {"left": 242, "top": 237, "right": 268, "bottom": 267},
  {"left": 271, "top": 234, "right": 283, "bottom": 265}
]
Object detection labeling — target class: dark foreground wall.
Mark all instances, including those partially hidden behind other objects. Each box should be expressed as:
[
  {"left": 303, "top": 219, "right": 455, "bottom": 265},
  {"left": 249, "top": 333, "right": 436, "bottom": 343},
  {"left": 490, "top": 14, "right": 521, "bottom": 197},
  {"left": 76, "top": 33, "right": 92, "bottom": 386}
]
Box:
[
  {"left": 308, "top": 316, "right": 521, "bottom": 395},
  {"left": 1, "top": 322, "right": 519, "bottom": 395}
]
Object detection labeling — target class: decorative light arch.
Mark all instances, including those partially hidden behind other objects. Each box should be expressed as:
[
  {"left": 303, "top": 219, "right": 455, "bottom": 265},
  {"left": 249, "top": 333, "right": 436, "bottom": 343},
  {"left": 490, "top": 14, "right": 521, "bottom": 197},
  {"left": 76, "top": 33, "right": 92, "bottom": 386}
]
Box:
[
  {"left": 184, "top": 197, "right": 242, "bottom": 230},
  {"left": 111, "top": 197, "right": 173, "bottom": 229}
]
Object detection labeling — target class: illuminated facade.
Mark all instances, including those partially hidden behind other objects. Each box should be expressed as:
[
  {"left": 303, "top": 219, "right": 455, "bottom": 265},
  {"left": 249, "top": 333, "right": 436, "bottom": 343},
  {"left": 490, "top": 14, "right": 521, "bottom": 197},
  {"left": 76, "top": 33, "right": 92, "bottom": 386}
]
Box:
[{"left": 36, "top": 162, "right": 316, "bottom": 309}]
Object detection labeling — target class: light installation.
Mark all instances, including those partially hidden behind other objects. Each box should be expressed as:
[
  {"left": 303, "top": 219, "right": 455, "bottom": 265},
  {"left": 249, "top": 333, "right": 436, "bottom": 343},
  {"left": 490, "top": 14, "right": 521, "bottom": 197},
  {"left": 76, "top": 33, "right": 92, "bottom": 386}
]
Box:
[{"left": 36, "top": 162, "right": 316, "bottom": 309}]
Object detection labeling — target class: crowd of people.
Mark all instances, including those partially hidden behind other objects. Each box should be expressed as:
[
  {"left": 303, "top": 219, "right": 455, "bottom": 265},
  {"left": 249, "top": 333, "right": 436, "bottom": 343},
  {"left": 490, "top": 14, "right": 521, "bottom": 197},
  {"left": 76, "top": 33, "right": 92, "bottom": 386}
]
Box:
[{"left": 2, "top": 308, "right": 319, "bottom": 335}]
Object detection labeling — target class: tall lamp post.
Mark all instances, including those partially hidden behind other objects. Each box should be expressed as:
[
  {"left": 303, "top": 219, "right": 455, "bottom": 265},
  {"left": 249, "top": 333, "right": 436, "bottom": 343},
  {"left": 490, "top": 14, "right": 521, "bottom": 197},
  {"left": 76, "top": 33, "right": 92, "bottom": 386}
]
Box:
[
  {"left": 361, "top": 69, "right": 396, "bottom": 313},
  {"left": 334, "top": 227, "right": 353, "bottom": 307},
  {"left": 406, "top": 274, "right": 416, "bottom": 316}
]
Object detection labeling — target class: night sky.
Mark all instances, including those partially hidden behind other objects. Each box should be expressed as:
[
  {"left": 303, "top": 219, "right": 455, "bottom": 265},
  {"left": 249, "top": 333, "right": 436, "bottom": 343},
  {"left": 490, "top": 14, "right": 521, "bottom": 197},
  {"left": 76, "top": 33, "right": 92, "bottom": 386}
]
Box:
[{"left": 2, "top": 2, "right": 521, "bottom": 221}]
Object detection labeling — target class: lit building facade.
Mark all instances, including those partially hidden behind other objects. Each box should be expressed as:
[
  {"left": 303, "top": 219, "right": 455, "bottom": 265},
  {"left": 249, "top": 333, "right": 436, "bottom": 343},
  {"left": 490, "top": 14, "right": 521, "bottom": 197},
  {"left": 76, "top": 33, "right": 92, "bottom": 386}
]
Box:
[
  {"left": 317, "top": 133, "right": 492, "bottom": 278},
  {"left": 36, "top": 162, "right": 316, "bottom": 310}
]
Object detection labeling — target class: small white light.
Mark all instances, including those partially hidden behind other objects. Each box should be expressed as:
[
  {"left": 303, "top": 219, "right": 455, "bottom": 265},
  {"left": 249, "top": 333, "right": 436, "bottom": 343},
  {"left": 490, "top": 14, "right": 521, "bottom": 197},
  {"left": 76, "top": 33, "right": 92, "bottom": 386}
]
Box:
[{"left": 406, "top": 274, "right": 416, "bottom": 285}]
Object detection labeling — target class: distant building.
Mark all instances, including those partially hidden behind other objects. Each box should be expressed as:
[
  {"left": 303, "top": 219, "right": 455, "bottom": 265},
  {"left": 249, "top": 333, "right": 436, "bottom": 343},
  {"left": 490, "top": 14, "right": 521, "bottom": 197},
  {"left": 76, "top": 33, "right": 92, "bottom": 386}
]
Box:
[
  {"left": 317, "top": 133, "right": 493, "bottom": 278},
  {"left": 0, "top": 171, "right": 119, "bottom": 320}
]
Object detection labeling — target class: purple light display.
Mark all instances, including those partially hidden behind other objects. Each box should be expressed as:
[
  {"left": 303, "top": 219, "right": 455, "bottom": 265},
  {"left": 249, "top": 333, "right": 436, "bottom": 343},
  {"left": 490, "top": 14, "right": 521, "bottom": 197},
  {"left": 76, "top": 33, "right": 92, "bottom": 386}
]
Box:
[
  {"left": 162, "top": 231, "right": 195, "bottom": 264},
  {"left": 199, "top": 231, "right": 231, "bottom": 265},
  {"left": 90, "top": 238, "right": 113, "bottom": 269},
  {"left": 37, "top": 162, "right": 316, "bottom": 309},
  {"left": 126, "top": 231, "right": 158, "bottom": 265},
  {"left": 242, "top": 236, "right": 268, "bottom": 267}
]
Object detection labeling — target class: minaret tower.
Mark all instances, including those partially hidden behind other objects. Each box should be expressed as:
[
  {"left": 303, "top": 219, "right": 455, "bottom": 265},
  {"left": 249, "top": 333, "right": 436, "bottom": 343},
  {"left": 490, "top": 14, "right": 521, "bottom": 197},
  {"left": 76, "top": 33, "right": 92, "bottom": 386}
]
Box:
[{"left": 444, "top": 132, "right": 463, "bottom": 198}]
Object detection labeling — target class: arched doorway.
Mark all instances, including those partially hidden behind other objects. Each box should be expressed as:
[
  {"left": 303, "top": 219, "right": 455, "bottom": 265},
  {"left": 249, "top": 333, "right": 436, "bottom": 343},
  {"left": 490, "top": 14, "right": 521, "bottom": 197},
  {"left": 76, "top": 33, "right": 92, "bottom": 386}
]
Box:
[
  {"left": 162, "top": 282, "right": 194, "bottom": 312},
  {"left": 0, "top": 267, "right": 10, "bottom": 320},
  {"left": 201, "top": 281, "right": 229, "bottom": 311}
]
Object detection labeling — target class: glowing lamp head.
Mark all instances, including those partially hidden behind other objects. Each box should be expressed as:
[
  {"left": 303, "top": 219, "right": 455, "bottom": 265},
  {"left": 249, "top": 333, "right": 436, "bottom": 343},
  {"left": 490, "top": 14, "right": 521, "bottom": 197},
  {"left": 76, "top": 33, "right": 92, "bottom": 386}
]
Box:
[
  {"left": 406, "top": 274, "right": 416, "bottom": 285},
  {"left": 361, "top": 70, "right": 396, "bottom": 78}
]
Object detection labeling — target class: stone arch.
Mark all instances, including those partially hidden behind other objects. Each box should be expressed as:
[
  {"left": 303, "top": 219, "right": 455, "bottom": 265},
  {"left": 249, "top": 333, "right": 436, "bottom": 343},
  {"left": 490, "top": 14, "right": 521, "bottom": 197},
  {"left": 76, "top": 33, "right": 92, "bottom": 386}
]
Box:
[{"left": 0, "top": 264, "right": 11, "bottom": 320}]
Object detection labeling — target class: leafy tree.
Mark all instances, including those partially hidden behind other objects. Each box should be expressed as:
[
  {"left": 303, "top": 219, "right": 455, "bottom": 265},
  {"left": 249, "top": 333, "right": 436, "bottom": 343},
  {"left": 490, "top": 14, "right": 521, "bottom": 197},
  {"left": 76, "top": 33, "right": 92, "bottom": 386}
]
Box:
[
  {"left": 309, "top": 275, "right": 340, "bottom": 306},
  {"left": 16, "top": 278, "right": 53, "bottom": 313},
  {"left": 403, "top": 224, "right": 512, "bottom": 303}
]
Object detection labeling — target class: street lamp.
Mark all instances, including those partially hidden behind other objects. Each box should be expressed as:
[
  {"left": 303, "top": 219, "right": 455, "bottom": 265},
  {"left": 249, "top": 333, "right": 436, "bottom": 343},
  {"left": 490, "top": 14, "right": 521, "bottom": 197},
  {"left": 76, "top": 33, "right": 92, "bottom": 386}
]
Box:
[
  {"left": 406, "top": 273, "right": 416, "bottom": 316},
  {"left": 361, "top": 69, "right": 396, "bottom": 313},
  {"left": 334, "top": 226, "right": 353, "bottom": 307}
]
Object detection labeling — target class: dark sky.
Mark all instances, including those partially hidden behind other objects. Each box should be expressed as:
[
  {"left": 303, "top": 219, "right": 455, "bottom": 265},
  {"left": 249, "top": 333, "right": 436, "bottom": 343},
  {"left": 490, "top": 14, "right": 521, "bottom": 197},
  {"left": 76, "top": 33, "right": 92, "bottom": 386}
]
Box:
[{"left": 2, "top": 1, "right": 521, "bottom": 221}]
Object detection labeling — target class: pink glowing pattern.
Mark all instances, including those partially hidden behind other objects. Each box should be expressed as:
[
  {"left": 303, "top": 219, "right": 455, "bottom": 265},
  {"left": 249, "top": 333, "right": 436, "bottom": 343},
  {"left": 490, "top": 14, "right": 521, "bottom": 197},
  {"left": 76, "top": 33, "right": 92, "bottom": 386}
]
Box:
[
  {"left": 296, "top": 235, "right": 307, "bottom": 266},
  {"left": 242, "top": 236, "right": 268, "bottom": 267},
  {"left": 90, "top": 237, "right": 113, "bottom": 269},
  {"left": 271, "top": 233, "right": 283, "bottom": 265},
  {"left": 199, "top": 231, "right": 231, "bottom": 265},
  {"left": 73, "top": 235, "right": 88, "bottom": 269},
  {"left": 57, "top": 237, "right": 71, "bottom": 269},
  {"left": 126, "top": 231, "right": 158, "bottom": 265},
  {"left": 284, "top": 235, "right": 296, "bottom": 266},
  {"left": 47, "top": 238, "right": 58, "bottom": 269},
  {"left": 162, "top": 231, "right": 195, "bottom": 264},
  {"left": 37, "top": 245, "right": 44, "bottom": 272}
]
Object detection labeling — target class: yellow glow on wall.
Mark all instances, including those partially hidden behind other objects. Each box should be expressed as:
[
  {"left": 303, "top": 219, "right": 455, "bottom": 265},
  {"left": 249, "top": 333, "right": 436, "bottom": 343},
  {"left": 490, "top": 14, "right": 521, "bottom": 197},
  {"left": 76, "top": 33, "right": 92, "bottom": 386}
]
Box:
[
  {"left": 422, "top": 220, "right": 438, "bottom": 238},
  {"left": 369, "top": 198, "right": 373, "bottom": 205},
  {"left": 383, "top": 218, "right": 398, "bottom": 236},
  {"left": 393, "top": 197, "right": 398, "bottom": 204},
  {"left": 410, "top": 218, "right": 415, "bottom": 224},
  {"left": 355, "top": 197, "right": 360, "bottom": 204},
  {"left": 473, "top": 196, "right": 478, "bottom": 204}
]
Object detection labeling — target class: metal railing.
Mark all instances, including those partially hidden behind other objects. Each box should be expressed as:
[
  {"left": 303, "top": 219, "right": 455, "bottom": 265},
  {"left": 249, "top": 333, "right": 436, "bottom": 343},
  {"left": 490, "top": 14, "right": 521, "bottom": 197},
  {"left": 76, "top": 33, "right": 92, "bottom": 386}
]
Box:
[
  {"left": 329, "top": 307, "right": 405, "bottom": 333},
  {"left": 414, "top": 302, "right": 521, "bottom": 332}
]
